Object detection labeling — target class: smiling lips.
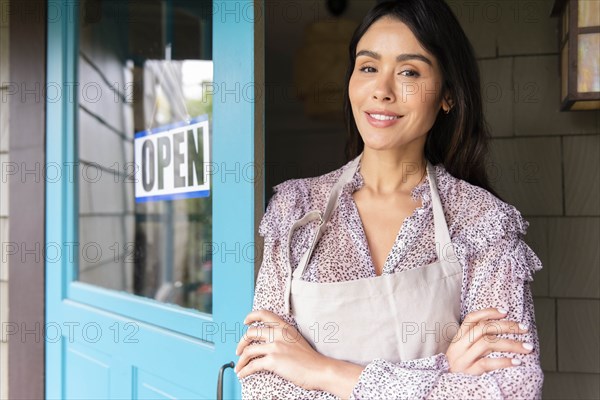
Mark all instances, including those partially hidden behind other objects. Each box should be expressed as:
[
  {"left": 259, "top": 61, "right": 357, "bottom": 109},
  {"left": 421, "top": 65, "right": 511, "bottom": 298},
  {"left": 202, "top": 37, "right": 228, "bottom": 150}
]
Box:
[{"left": 364, "top": 110, "right": 403, "bottom": 128}]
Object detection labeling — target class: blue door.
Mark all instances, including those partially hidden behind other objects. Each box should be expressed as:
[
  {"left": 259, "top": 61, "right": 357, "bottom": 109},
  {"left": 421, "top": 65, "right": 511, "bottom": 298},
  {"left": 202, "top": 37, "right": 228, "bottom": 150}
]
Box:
[{"left": 46, "top": 1, "right": 259, "bottom": 398}]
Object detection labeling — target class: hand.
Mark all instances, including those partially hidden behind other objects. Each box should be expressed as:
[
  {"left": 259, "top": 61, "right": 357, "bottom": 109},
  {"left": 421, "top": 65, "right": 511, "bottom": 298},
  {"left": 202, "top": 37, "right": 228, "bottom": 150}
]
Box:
[
  {"left": 234, "top": 310, "right": 329, "bottom": 391},
  {"left": 445, "top": 307, "right": 533, "bottom": 375}
]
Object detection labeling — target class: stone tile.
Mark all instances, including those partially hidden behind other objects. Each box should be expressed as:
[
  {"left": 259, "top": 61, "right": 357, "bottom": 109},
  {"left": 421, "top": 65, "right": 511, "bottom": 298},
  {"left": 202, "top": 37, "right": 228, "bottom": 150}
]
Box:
[
  {"left": 78, "top": 214, "right": 139, "bottom": 292},
  {"left": 542, "top": 372, "right": 600, "bottom": 400},
  {"left": 488, "top": 137, "right": 562, "bottom": 216},
  {"left": 525, "top": 217, "right": 549, "bottom": 297},
  {"left": 78, "top": 156, "right": 134, "bottom": 216},
  {"left": 446, "top": 0, "right": 499, "bottom": 58},
  {"left": 564, "top": 136, "right": 600, "bottom": 216},
  {"left": 78, "top": 105, "right": 134, "bottom": 217},
  {"left": 0, "top": 280, "right": 7, "bottom": 340},
  {"left": 0, "top": 26, "right": 8, "bottom": 85},
  {"left": 78, "top": 53, "right": 130, "bottom": 134},
  {"left": 497, "top": 0, "right": 558, "bottom": 56},
  {"left": 514, "top": 56, "right": 599, "bottom": 136},
  {"left": 0, "top": 153, "right": 8, "bottom": 217},
  {"left": 478, "top": 57, "right": 513, "bottom": 137},
  {"left": 549, "top": 218, "right": 600, "bottom": 299},
  {"left": 534, "top": 298, "right": 556, "bottom": 371},
  {"left": 78, "top": 215, "right": 135, "bottom": 273},
  {"left": 557, "top": 299, "right": 600, "bottom": 373},
  {"left": 0, "top": 91, "right": 8, "bottom": 153},
  {"left": 0, "top": 341, "right": 7, "bottom": 400},
  {"left": 0, "top": 217, "right": 7, "bottom": 282},
  {"left": 79, "top": 105, "right": 133, "bottom": 169},
  {"left": 123, "top": 103, "right": 134, "bottom": 139}
]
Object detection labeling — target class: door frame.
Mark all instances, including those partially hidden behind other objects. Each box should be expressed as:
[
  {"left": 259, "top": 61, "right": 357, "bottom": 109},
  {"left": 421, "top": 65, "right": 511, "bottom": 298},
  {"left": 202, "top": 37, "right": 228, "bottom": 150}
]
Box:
[{"left": 45, "top": 0, "right": 262, "bottom": 397}]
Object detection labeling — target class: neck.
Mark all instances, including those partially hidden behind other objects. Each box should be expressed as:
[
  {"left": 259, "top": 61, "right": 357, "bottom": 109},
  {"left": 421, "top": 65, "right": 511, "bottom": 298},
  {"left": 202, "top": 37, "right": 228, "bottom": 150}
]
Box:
[{"left": 359, "top": 147, "right": 427, "bottom": 196}]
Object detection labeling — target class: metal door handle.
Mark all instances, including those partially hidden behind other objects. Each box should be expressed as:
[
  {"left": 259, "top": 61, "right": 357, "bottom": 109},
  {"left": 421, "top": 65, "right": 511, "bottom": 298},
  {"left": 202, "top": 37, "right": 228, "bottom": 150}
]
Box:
[{"left": 216, "top": 361, "right": 235, "bottom": 400}]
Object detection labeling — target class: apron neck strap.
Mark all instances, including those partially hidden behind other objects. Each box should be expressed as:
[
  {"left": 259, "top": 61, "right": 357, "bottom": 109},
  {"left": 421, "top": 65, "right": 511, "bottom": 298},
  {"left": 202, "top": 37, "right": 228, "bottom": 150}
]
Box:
[
  {"left": 289, "top": 154, "right": 362, "bottom": 281},
  {"left": 427, "top": 161, "right": 456, "bottom": 263},
  {"left": 283, "top": 153, "right": 456, "bottom": 313}
]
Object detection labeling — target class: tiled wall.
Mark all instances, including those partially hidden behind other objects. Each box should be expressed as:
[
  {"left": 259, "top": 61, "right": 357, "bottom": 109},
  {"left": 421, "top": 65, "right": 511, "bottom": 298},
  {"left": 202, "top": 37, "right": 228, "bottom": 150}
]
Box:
[
  {"left": 0, "top": 0, "right": 9, "bottom": 398},
  {"left": 453, "top": 1, "right": 600, "bottom": 398}
]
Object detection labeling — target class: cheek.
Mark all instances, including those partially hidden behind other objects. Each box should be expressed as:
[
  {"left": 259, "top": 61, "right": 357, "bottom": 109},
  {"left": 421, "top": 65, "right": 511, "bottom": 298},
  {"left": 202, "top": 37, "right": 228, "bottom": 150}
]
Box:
[
  {"left": 417, "top": 100, "right": 442, "bottom": 131},
  {"left": 348, "top": 72, "right": 371, "bottom": 104},
  {"left": 348, "top": 78, "right": 365, "bottom": 122},
  {"left": 348, "top": 75, "right": 359, "bottom": 106},
  {"left": 409, "top": 88, "right": 442, "bottom": 118}
]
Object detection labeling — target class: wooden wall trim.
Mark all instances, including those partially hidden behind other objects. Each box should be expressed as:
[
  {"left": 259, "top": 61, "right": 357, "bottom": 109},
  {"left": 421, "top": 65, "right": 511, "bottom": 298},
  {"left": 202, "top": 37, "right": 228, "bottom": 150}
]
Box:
[{"left": 8, "top": 0, "right": 46, "bottom": 398}]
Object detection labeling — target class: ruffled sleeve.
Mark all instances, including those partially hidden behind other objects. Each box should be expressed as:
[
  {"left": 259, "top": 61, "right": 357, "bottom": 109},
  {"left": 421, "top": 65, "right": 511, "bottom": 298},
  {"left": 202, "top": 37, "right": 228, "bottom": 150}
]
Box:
[
  {"left": 454, "top": 193, "right": 543, "bottom": 284},
  {"left": 510, "top": 239, "right": 543, "bottom": 283},
  {"left": 258, "top": 179, "right": 309, "bottom": 242}
]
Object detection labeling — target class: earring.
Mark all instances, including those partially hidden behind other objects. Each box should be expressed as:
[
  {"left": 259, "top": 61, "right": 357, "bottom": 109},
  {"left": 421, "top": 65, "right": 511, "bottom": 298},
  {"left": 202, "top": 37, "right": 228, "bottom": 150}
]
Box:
[{"left": 444, "top": 106, "right": 453, "bottom": 114}]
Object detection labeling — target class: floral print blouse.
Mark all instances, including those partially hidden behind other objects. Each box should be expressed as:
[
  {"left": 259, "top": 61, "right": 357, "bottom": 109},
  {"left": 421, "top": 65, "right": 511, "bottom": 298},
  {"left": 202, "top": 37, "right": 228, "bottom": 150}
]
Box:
[{"left": 240, "top": 158, "right": 544, "bottom": 399}]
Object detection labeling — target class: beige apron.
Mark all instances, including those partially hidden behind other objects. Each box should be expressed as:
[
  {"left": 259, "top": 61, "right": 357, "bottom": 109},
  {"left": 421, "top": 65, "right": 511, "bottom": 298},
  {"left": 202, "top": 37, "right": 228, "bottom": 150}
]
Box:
[{"left": 283, "top": 153, "right": 462, "bottom": 366}]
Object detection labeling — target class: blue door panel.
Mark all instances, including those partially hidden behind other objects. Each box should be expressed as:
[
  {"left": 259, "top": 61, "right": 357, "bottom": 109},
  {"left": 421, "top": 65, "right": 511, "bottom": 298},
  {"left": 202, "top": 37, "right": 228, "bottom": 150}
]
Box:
[
  {"left": 54, "top": 302, "right": 217, "bottom": 395},
  {"left": 65, "top": 343, "right": 111, "bottom": 400},
  {"left": 135, "top": 369, "right": 210, "bottom": 400}
]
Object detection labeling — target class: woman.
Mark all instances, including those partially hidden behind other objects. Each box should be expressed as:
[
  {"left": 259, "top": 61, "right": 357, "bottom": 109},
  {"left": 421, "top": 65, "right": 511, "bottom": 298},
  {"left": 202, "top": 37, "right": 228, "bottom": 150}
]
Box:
[{"left": 235, "top": 0, "right": 544, "bottom": 399}]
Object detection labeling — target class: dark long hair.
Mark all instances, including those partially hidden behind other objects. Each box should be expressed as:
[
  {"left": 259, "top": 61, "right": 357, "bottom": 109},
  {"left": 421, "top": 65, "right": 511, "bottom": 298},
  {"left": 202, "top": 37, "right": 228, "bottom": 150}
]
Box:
[{"left": 343, "top": 0, "right": 501, "bottom": 198}]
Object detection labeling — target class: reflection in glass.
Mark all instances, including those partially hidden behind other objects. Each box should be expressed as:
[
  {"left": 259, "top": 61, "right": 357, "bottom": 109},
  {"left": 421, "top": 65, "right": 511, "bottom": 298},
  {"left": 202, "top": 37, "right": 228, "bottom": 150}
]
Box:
[
  {"left": 577, "top": 33, "right": 600, "bottom": 93},
  {"left": 578, "top": 0, "right": 600, "bottom": 28},
  {"left": 77, "top": 0, "right": 213, "bottom": 314}
]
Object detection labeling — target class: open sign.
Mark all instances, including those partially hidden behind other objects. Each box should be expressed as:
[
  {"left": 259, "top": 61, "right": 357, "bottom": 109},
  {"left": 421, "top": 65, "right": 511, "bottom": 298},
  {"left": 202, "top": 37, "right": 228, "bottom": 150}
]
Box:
[{"left": 134, "top": 115, "right": 210, "bottom": 202}]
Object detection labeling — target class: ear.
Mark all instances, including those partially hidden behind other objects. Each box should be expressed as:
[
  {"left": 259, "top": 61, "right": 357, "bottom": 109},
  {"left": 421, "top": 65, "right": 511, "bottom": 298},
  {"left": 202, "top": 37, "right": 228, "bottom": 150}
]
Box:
[{"left": 441, "top": 93, "right": 454, "bottom": 113}]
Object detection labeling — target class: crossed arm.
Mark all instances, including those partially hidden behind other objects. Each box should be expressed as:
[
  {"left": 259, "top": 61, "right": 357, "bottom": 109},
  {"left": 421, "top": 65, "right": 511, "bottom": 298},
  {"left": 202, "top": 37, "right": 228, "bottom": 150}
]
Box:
[{"left": 236, "top": 229, "right": 544, "bottom": 400}]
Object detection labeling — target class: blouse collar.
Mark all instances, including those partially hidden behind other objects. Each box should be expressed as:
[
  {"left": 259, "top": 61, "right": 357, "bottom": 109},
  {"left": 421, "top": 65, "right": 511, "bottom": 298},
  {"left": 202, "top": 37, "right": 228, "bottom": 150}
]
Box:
[{"left": 346, "top": 159, "right": 435, "bottom": 206}]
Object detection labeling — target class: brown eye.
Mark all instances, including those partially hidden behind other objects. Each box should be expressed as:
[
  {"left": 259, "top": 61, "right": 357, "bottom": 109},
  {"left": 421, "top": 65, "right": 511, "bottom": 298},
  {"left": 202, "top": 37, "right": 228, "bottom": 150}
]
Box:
[
  {"left": 399, "top": 69, "right": 420, "bottom": 77},
  {"left": 359, "top": 66, "right": 377, "bottom": 73}
]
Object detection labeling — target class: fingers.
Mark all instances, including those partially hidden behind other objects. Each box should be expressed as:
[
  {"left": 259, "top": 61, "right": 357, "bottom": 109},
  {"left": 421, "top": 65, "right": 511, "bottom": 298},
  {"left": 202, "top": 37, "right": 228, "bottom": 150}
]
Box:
[
  {"left": 447, "top": 307, "right": 532, "bottom": 374},
  {"left": 235, "top": 342, "right": 269, "bottom": 376},
  {"left": 237, "top": 309, "right": 286, "bottom": 356},
  {"left": 458, "top": 307, "right": 529, "bottom": 347},
  {"left": 243, "top": 309, "right": 283, "bottom": 325},
  {"left": 235, "top": 324, "right": 277, "bottom": 356},
  {"left": 470, "top": 337, "right": 535, "bottom": 359},
  {"left": 235, "top": 318, "right": 299, "bottom": 356},
  {"left": 468, "top": 356, "right": 525, "bottom": 375},
  {"left": 451, "top": 308, "right": 507, "bottom": 351},
  {"left": 471, "top": 320, "right": 529, "bottom": 343},
  {"left": 236, "top": 352, "right": 270, "bottom": 380},
  {"left": 462, "top": 307, "right": 509, "bottom": 325}
]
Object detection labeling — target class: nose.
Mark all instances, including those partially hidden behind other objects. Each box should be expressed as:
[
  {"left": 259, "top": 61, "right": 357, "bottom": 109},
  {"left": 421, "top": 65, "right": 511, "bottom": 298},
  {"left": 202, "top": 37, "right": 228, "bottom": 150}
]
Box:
[{"left": 372, "top": 73, "right": 395, "bottom": 102}]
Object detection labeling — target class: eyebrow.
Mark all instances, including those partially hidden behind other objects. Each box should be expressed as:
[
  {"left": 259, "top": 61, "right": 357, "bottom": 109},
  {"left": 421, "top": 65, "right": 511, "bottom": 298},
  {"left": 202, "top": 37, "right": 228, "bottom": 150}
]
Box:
[{"left": 355, "top": 49, "right": 433, "bottom": 66}]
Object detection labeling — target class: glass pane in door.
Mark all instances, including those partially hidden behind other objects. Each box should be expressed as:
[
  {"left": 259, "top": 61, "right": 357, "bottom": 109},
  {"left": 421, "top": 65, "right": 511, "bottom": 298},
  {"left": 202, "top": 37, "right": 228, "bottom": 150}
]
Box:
[{"left": 77, "top": 0, "right": 214, "bottom": 314}]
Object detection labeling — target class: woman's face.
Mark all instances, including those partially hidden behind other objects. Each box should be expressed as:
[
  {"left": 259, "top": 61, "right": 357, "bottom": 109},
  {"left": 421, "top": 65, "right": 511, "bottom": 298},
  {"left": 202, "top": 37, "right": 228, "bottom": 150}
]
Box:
[{"left": 348, "top": 17, "right": 448, "bottom": 153}]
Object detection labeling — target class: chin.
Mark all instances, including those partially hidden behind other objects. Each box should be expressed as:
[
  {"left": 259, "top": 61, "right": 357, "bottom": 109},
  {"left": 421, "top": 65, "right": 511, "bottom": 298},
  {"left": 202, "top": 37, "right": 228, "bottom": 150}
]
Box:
[
  {"left": 360, "top": 131, "right": 402, "bottom": 149},
  {"left": 361, "top": 139, "right": 399, "bottom": 152},
  {"left": 360, "top": 130, "right": 426, "bottom": 154}
]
